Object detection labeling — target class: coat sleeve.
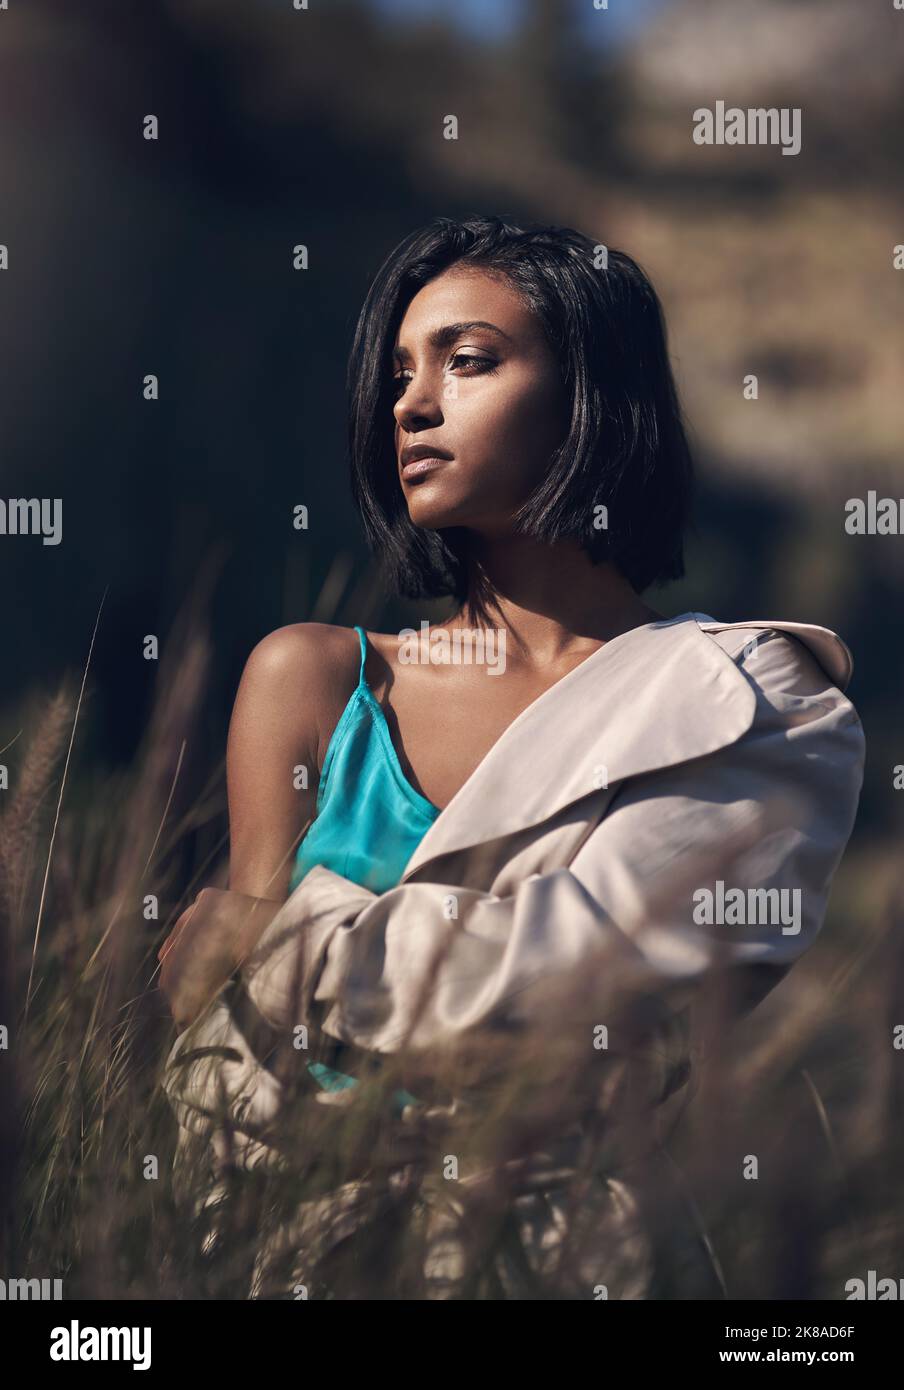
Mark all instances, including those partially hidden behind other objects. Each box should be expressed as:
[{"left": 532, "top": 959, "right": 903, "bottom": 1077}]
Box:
[{"left": 240, "top": 632, "right": 865, "bottom": 1080}]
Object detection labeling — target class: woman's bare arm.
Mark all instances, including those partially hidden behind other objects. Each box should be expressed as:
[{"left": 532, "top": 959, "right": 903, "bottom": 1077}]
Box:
[
  {"left": 156, "top": 625, "right": 361, "bottom": 1022},
  {"left": 226, "top": 624, "right": 348, "bottom": 902}
]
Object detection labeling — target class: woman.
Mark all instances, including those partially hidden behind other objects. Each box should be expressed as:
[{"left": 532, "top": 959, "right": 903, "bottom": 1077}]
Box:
[{"left": 159, "top": 216, "right": 865, "bottom": 1299}]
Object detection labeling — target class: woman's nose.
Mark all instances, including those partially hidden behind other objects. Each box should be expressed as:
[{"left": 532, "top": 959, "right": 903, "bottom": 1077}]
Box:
[{"left": 393, "top": 372, "right": 444, "bottom": 431}]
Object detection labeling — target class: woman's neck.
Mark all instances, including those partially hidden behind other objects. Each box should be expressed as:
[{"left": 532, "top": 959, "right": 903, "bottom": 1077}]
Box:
[{"left": 443, "top": 533, "right": 664, "bottom": 664}]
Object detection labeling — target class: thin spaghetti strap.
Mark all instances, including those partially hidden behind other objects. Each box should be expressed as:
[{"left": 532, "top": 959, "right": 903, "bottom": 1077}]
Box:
[{"left": 353, "top": 625, "right": 368, "bottom": 688}]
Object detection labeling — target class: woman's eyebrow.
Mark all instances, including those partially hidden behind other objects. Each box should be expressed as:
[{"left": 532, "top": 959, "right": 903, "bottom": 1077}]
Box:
[{"left": 392, "top": 320, "right": 512, "bottom": 362}]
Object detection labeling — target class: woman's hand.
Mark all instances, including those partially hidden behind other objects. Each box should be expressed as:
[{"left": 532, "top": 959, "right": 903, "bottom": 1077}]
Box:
[{"left": 157, "top": 887, "right": 283, "bottom": 1028}]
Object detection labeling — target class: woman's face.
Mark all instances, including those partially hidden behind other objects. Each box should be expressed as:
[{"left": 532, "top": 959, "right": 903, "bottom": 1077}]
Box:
[{"left": 391, "top": 266, "right": 570, "bottom": 535}]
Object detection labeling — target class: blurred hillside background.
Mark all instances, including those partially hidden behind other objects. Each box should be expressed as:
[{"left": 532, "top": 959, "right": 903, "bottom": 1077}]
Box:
[{"left": 1, "top": 0, "right": 904, "bottom": 1300}]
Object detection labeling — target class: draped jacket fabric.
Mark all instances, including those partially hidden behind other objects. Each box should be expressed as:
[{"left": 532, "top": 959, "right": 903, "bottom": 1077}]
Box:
[{"left": 161, "top": 611, "right": 865, "bottom": 1298}]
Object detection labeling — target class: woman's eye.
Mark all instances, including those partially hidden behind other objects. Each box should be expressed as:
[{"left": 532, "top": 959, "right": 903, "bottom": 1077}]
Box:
[
  {"left": 391, "top": 354, "right": 497, "bottom": 396},
  {"left": 449, "top": 353, "right": 496, "bottom": 374}
]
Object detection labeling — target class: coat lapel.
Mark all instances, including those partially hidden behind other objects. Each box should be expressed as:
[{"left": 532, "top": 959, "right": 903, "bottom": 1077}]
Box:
[
  {"left": 398, "top": 611, "right": 854, "bottom": 883},
  {"left": 694, "top": 618, "right": 853, "bottom": 691}
]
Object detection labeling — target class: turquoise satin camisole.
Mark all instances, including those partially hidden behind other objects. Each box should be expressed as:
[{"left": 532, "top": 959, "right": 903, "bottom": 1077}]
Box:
[{"left": 289, "top": 625, "right": 441, "bottom": 1105}]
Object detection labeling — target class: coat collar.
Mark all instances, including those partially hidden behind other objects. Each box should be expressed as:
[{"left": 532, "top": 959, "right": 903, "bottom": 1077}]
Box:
[{"left": 398, "top": 611, "right": 853, "bottom": 883}]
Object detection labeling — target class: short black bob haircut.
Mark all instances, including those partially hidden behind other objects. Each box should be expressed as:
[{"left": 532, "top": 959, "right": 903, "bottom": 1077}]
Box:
[{"left": 347, "top": 215, "right": 694, "bottom": 600}]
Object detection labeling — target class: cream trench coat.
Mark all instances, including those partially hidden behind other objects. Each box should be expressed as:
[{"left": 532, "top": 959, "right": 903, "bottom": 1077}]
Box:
[{"left": 161, "top": 612, "right": 865, "bottom": 1299}]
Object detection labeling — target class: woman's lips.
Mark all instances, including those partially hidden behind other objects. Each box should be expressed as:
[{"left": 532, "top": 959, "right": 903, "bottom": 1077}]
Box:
[{"left": 401, "top": 457, "right": 448, "bottom": 479}]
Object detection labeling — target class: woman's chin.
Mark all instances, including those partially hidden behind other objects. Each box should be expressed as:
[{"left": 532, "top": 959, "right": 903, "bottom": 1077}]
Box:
[{"left": 406, "top": 499, "right": 470, "bottom": 530}]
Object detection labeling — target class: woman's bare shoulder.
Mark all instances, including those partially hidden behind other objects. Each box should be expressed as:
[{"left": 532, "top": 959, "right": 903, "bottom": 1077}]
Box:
[{"left": 240, "top": 621, "right": 360, "bottom": 707}]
